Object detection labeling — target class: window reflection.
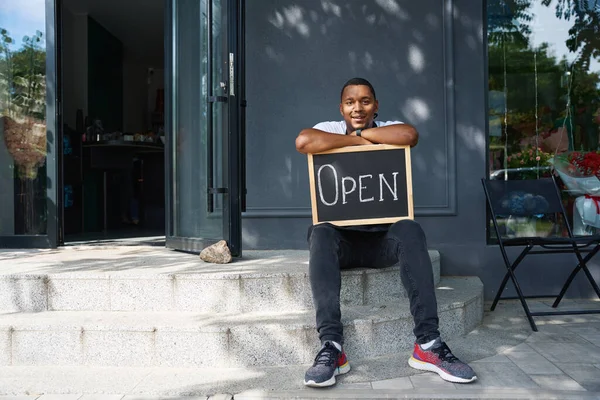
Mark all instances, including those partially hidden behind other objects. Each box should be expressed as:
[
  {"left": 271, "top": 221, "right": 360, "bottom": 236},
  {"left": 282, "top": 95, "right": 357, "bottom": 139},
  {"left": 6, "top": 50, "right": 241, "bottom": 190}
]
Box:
[
  {"left": 488, "top": 0, "right": 600, "bottom": 236},
  {"left": 0, "top": 0, "right": 47, "bottom": 235}
]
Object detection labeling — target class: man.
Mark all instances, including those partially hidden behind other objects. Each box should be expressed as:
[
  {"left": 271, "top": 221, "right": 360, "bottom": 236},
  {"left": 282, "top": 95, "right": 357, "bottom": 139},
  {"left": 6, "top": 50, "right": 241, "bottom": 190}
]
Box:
[{"left": 295, "top": 78, "right": 476, "bottom": 387}]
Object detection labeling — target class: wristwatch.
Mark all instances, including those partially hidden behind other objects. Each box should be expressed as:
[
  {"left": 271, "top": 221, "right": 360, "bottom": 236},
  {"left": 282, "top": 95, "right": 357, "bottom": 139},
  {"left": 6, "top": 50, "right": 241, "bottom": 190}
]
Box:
[{"left": 356, "top": 129, "right": 362, "bottom": 137}]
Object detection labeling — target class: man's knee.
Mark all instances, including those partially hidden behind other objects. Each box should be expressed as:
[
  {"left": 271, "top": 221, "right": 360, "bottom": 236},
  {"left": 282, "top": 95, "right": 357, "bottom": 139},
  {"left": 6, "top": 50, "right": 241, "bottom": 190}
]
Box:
[
  {"left": 308, "top": 223, "right": 342, "bottom": 252},
  {"left": 308, "top": 223, "right": 339, "bottom": 241},
  {"left": 388, "top": 219, "right": 426, "bottom": 242}
]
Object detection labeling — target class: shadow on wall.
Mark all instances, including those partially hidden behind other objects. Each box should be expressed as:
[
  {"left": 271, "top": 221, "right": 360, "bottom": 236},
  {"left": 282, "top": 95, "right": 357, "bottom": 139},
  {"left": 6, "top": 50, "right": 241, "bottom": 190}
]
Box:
[{"left": 245, "top": 0, "right": 476, "bottom": 212}]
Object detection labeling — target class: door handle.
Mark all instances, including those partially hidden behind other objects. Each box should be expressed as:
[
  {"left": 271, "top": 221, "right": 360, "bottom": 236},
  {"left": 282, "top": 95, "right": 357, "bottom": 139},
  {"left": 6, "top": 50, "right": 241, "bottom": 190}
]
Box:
[{"left": 229, "top": 53, "right": 235, "bottom": 96}]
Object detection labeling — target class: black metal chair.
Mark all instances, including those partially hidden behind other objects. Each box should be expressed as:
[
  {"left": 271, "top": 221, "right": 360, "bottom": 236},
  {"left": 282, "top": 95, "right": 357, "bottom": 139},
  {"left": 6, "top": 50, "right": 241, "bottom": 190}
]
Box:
[{"left": 482, "top": 176, "right": 600, "bottom": 331}]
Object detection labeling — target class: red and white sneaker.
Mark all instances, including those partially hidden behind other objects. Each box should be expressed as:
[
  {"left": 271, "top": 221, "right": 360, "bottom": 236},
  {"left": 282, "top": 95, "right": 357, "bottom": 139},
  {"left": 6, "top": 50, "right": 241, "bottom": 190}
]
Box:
[{"left": 408, "top": 338, "right": 477, "bottom": 383}]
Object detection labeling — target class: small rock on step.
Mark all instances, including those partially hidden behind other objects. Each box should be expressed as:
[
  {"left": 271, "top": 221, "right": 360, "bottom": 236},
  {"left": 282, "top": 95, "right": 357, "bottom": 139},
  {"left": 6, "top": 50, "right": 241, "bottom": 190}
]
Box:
[{"left": 200, "top": 240, "right": 232, "bottom": 264}]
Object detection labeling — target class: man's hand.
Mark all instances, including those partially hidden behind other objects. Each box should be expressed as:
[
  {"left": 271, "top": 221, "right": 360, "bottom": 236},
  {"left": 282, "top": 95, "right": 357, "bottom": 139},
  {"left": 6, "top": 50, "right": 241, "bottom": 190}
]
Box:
[{"left": 295, "top": 129, "right": 372, "bottom": 154}]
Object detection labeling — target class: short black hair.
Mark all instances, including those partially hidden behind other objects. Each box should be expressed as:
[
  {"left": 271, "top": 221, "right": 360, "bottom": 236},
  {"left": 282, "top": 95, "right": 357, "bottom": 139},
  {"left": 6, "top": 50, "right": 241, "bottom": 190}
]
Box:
[{"left": 340, "top": 77, "right": 377, "bottom": 100}]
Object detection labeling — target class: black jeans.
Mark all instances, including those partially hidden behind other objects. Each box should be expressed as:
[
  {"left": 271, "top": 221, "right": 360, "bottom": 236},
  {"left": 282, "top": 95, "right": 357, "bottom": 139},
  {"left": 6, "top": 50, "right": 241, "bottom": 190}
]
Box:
[{"left": 308, "top": 220, "right": 440, "bottom": 346}]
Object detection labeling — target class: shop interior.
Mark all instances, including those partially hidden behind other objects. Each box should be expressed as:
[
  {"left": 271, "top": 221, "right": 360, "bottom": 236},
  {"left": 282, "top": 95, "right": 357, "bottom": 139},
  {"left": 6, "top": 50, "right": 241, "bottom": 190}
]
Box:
[{"left": 60, "top": 0, "right": 165, "bottom": 242}]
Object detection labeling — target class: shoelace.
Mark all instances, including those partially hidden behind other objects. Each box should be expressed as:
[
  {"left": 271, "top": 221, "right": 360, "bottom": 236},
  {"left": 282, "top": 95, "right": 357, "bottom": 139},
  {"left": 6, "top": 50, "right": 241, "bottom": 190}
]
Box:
[
  {"left": 431, "top": 342, "right": 459, "bottom": 363},
  {"left": 313, "top": 343, "right": 339, "bottom": 366}
]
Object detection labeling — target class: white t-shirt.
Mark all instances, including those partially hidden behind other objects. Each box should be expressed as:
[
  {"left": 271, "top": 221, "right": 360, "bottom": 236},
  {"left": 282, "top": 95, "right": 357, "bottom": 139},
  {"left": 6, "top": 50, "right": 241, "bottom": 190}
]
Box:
[{"left": 313, "top": 120, "right": 403, "bottom": 134}]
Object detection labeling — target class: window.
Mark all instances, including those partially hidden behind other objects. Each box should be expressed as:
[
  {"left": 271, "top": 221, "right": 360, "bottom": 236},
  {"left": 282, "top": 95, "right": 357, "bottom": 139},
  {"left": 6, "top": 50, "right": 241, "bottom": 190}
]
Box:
[
  {"left": 488, "top": 0, "right": 600, "bottom": 236},
  {"left": 0, "top": 0, "right": 48, "bottom": 235}
]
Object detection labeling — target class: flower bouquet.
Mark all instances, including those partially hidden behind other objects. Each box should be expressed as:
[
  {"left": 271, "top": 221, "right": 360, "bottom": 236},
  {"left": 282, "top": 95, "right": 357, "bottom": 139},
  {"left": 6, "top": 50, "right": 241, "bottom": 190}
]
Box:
[
  {"left": 552, "top": 151, "right": 600, "bottom": 196},
  {"left": 552, "top": 151, "right": 600, "bottom": 229}
]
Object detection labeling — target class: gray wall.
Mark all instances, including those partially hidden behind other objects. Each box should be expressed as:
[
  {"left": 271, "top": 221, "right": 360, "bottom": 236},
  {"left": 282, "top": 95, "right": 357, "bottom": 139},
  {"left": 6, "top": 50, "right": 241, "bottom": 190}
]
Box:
[{"left": 243, "top": 0, "right": 600, "bottom": 300}]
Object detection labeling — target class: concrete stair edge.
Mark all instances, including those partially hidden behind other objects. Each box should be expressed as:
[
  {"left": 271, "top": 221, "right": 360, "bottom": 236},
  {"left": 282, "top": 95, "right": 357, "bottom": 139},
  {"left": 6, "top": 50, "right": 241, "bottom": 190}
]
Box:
[
  {"left": 0, "top": 251, "right": 441, "bottom": 313},
  {"left": 0, "top": 276, "right": 482, "bottom": 368}
]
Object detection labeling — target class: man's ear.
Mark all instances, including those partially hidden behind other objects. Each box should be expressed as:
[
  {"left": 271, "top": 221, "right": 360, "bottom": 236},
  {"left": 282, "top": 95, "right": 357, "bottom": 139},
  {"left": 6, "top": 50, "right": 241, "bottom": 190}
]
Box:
[
  {"left": 339, "top": 103, "right": 344, "bottom": 116},
  {"left": 375, "top": 100, "right": 379, "bottom": 115}
]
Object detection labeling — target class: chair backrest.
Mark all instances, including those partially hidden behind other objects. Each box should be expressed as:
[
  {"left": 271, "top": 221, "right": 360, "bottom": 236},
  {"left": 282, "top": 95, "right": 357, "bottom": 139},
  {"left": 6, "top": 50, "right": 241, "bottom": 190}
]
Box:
[
  {"left": 482, "top": 177, "right": 566, "bottom": 217},
  {"left": 482, "top": 177, "right": 572, "bottom": 239}
]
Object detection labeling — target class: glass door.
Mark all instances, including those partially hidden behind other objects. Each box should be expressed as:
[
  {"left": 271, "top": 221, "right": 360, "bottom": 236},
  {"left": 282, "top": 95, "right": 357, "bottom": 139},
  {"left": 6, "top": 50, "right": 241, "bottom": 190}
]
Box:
[
  {"left": 165, "top": 0, "right": 243, "bottom": 256},
  {"left": 0, "top": 0, "right": 60, "bottom": 248}
]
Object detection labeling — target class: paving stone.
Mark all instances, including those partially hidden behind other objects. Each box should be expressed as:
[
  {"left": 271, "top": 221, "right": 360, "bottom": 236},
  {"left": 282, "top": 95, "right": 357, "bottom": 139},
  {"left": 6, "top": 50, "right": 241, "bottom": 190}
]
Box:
[
  {"left": 333, "top": 382, "right": 372, "bottom": 389},
  {"left": 506, "top": 350, "right": 563, "bottom": 375},
  {"left": 528, "top": 342, "right": 600, "bottom": 364},
  {"left": 0, "top": 397, "right": 39, "bottom": 400},
  {"left": 371, "top": 377, "right": 413, "bottom": 389},
  {"left": 472, "top": 354, "right": 513, "bottom": 363},
  {"left": 37, "top": 396, "right": 81, "bottom": 400},
  {"left": 529, "top": 374, "right": 587, "bottom": 391},
  {"left": 410, "top": 373, "right": 457, "bottom": 390},
  {"left": 0, "top": 366, "right": 148, "bottom": 396},
  {"left": 525, "top": 328, "right": 591, "bottom": 345},
  {"left": 577, "top": 334, "right": 600, "bottom": 347},
  {"left": 207, "top": 395, "right": 232, "bottom": 400},
  {"left": 79, "top": 396, "right": 124, "bottom": 400},
  {"left": 502, "top": 343, "right": 536, "bottom": 354},
  {"left": 131, "top": 366, "right": 298, "bottom": 395},
  {"left": 556, "top": 363, "right": 600, "bottom": 391},
  {"left": 454, "top": 362, "right": 539, "bottom": 389},
  {"left": 123, "top": 397, "right": 207, "bottom": 400},
  {"left": 565, "top": 326, "right": 600, "bottom": 337}
]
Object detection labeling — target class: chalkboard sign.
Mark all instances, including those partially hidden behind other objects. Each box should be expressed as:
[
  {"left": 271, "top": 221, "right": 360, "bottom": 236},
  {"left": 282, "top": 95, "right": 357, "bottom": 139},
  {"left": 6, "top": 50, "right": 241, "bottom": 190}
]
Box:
[{"left": 307, "top": 144, "right": 413, "bottom": 226}]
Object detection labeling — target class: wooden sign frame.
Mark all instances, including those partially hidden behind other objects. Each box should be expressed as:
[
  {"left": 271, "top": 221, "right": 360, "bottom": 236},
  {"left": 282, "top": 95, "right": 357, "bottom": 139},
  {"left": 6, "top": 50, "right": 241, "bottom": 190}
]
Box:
[{"left": 307, "top": 144, "right": 414, "bottom": 226}]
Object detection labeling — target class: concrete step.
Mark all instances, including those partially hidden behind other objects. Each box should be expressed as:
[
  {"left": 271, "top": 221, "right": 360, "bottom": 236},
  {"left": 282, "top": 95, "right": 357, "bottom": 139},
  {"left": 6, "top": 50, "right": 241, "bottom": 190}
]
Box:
[
  {"left": 0, "top": 249, "right": 440, "bottom": 313},
  {"left": 0, "top": 276, "right": 482, "bottom": 368}
]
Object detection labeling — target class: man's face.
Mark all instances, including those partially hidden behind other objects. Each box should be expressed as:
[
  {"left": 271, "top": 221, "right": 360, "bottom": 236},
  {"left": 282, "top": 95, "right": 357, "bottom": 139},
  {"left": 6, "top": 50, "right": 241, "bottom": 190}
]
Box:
[{"left": 339, "top": 84, "right": 379, "bottom": 131}]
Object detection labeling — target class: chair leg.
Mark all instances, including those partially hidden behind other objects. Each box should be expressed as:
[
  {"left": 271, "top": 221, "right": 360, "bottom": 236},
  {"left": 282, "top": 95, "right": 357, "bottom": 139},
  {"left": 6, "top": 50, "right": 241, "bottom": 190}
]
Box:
[
  {"left": 491, "top": 272, "right": 510, "bottom": 311},
  {"left": 582, "top": 265, "right": 600, "bottom": 300},
  {"left": 507, "top": 267, "right": 538, "bottom": 331},
  {"left": 552, "top": 264, "right": 582, "bottom": 308},
  {"left": 553, "top": 245, "right": 600, "bottom": 308},
  {"left": 491, "top": 246, "right": 531, "bottom": 311}
]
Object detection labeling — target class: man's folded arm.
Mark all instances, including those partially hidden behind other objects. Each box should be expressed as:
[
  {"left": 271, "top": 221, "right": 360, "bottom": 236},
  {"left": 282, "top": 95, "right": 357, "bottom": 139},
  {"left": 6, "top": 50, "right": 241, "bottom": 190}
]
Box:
[
  {"left": 349, "top": 123, "right": 419, "bottom": 147},
  {"left": 295, "top": 128, "right": 371, "bottom": 154}
]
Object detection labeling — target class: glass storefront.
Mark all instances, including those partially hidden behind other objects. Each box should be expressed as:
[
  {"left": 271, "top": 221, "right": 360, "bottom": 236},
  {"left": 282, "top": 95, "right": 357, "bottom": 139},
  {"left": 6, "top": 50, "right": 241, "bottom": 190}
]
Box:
[
  {"left": 0, "top": 1, "right": 48, "bottom": 237},
  {"left": 488, "top": 0, "right": 600, "bottom": 236}
]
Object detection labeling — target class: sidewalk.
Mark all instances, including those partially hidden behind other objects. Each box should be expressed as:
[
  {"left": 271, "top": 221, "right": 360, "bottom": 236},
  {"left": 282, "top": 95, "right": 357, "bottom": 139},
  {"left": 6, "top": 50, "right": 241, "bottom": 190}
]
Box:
[{"left": 1, "top": 245, "right": 599, "bottom": 399}]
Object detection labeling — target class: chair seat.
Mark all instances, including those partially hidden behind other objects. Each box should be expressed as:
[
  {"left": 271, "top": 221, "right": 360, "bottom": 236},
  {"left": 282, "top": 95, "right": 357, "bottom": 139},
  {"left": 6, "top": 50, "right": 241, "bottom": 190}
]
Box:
[{"left": 503, "top": 235, "right": 600, "bottom": 247}]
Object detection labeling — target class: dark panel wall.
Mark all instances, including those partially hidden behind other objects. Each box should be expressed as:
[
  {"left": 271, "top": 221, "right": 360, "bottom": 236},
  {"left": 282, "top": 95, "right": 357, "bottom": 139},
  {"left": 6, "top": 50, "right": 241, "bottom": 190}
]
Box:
[
  {"left": 244, "top": 0, "right": 460, "bottom": 244},
  {"left": 88, "top": 17, "right": 123, "bottom": 132},
  {"left": 243, "top": 0, "right": 600, "bottom": 300}
]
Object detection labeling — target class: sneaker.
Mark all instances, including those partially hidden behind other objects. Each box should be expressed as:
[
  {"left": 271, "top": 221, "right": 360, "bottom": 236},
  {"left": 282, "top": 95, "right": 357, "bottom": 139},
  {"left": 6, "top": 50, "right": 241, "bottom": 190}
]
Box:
[
  {"left": 303, "top": 341, "right": 351, "bottom": 387},
  {"left": 408, "top": 338, "right": 477, "bottom": 383}
]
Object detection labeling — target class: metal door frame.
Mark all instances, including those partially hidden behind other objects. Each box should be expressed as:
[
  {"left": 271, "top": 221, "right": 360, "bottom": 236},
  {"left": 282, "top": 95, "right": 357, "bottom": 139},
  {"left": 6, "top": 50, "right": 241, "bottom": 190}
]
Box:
[{"left": 164, "top": 0, "right": 244, "bottom": 256}]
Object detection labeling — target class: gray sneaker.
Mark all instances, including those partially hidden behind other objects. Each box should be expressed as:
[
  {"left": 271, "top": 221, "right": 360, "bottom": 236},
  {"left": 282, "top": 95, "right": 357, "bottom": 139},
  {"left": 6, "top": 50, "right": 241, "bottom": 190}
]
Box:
[{"left": 303, "top": 341, "right": 351, "bottom": 387}]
